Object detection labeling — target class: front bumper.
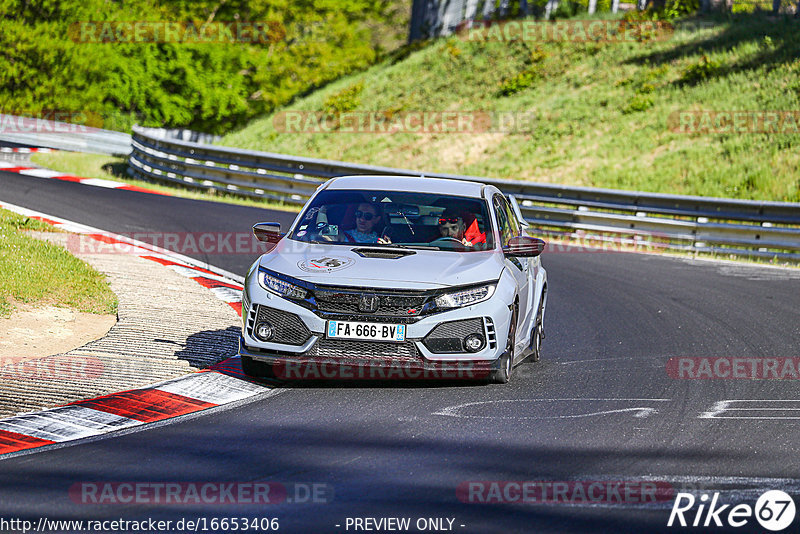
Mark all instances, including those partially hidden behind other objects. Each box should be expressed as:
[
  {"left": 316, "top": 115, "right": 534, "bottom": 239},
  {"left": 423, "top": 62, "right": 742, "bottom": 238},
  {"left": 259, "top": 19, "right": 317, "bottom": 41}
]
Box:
[
  {"left": 239, "top": 336, "right": 506, "bottom": 378},
  {"left": 239, "top": 278, "right": 514, "bottom": 370}
]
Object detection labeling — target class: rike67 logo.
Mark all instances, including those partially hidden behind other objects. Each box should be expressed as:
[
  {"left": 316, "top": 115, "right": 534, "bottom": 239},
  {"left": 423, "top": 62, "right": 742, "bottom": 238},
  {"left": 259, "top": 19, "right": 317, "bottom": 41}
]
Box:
[{"left": 668, "top": 490, "right": 796, "bottom": 531}]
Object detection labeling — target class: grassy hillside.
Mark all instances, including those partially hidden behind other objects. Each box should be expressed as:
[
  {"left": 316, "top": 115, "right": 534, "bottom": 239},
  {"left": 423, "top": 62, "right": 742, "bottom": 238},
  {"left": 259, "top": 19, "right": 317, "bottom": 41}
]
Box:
[{"left": 222, "top": 12, "right": 800, "bottom": 202}]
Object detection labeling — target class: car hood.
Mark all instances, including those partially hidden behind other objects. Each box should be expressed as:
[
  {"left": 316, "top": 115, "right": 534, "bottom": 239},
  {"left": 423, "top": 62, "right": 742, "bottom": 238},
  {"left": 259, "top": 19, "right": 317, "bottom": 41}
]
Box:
[{"left": 258, "top": 240, "right": 503, "bottom": 289}]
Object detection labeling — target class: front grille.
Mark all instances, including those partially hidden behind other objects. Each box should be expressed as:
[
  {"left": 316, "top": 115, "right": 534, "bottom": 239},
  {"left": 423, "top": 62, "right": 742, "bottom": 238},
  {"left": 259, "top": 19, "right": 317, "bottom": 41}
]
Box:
[
  {"left": 314, "top": 286, "right": 429, "bottom": 318},
  {"left": 305, "top": 338, "right": 420, "bottom": 363},
  {"left": 254, "top": 305, "right": 311, "bottom": 346},
  {"left": 423, "top": 318, "right": 484, "bottom": 354}
]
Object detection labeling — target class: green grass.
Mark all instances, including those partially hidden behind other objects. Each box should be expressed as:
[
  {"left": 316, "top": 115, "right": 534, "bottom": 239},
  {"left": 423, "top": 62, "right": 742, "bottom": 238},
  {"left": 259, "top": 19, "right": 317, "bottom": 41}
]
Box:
[
  {"left": 30, "top": 152, "right": 301, "bottom": 212},
  {"left": 221, "top": 12, "right": 800, "bottom": 203},
  {"left": 0, "top": 209, "right": 118, "bottom": 317}
]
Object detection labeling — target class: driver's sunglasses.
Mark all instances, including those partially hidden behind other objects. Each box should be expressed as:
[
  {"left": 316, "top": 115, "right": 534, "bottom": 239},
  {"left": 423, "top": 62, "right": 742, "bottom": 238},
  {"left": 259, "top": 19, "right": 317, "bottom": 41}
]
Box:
[
  {"left": 438, "top": 217, "right": 460, "bottom": 225},
  {"left": 354, "top": 210, "right": 376, "bottom": 221}
]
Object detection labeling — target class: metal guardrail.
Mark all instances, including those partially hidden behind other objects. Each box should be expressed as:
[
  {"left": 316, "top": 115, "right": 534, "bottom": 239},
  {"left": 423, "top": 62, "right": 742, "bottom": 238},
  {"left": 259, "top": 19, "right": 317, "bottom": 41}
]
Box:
[
  {"left": 0, "top": 114, "right": 132, "bottom": 156},
  {"left": 0, "top": 116, "right": 219, "bottom": 156},
  {"left": 128, "top": 124, "right": 800, "bottom": 260}
]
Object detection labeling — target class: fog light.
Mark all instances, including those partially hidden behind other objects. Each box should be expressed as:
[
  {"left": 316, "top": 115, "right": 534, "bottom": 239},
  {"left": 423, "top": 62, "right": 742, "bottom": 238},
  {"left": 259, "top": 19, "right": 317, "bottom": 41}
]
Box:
[
  {"left": 255, "top": 322, "right": 274, "bottom": 342},
  {"left": 464, "top": 334, "right": 485, "bottom": 352}
]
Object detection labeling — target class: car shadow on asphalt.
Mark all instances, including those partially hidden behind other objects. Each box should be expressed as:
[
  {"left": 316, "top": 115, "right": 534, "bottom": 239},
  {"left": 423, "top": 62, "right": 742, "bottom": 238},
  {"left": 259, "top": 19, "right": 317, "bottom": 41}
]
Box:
[{"left": 173, "top": 326, "right": 241, "bottom": 369}]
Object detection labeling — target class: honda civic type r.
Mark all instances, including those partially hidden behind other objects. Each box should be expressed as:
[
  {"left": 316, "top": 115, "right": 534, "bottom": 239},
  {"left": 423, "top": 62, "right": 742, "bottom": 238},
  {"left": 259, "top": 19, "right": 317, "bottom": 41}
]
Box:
[{"left": 239, "top": 175, "right": 547, "bottom": 383}]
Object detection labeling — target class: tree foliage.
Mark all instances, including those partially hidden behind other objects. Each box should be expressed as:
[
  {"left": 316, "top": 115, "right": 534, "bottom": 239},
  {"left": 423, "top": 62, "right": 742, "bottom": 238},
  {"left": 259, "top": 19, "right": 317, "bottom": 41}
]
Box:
[{"left": 0, "top": 0, "right": 408, "bottom": 134}]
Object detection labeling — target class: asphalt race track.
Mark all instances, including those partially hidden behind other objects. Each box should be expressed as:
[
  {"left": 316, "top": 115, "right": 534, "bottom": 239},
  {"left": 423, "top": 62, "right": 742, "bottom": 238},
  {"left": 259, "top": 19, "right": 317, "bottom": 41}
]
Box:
[{"left": 1, "top": 171, "right": 800, "bottom": 533}]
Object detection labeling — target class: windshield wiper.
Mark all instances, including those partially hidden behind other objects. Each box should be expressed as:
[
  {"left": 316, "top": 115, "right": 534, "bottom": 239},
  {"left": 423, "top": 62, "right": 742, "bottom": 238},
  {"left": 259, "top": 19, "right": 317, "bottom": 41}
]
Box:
[
  {"left": 304, "top": 238, "right": 344, "bottom": 245},
  {"left": 389, "top": 244, "right": 440, "bottom": 250}
]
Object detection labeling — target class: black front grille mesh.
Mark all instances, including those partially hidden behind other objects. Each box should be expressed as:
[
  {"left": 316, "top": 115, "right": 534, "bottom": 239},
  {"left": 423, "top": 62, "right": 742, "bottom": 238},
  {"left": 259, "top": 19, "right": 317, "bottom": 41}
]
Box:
[
  {"left": 306, "top": 338, "right": 420, "bottom": 363},
  {"left": 314, "top": 287, "right": 429, "bottom": 317},
  {"left": 255, "top": 305, "right": 311, "bottom": 346}
]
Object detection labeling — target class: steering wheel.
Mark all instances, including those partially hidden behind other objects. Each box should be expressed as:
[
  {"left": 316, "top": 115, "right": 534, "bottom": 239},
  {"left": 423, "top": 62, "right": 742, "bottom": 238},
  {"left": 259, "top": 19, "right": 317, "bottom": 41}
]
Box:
[{"left": 430, "top": 236, "right": 465, "bottom": 248}]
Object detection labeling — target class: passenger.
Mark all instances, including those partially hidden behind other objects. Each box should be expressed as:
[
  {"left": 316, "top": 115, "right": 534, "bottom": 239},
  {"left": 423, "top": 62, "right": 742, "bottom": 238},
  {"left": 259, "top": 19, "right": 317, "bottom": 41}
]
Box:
[{"left": 344, "top": 202, "right": 391, "bottom": 244}]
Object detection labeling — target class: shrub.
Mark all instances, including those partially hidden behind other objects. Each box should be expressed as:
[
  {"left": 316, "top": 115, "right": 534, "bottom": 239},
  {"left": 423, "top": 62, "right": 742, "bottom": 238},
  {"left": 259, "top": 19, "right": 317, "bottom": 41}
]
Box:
[
  {"left": 445, "top": 40, "right": 462, "bottom": 59},
  {"left": 679, "top": 55, "right": 723, "bottom": 84},
  {"left": 498, "top": 67, "right": 542, "bottom": 96},
  {"left": 622, "top": 94, "right": 655, "bottom": 113},
  {"left": 323, "top": 82, "right": 364, "bottom": 115}
]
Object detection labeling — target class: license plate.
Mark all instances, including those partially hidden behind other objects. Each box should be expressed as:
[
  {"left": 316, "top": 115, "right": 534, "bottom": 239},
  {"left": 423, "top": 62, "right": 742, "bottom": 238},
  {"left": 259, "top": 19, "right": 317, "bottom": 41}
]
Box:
[{"left": 326, "top": 320, "right": 406, "bottom": 342}]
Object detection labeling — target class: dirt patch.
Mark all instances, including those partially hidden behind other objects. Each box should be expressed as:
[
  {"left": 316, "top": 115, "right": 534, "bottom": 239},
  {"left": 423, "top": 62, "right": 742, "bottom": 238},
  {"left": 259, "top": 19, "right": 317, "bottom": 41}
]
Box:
[{"left": 0, "top": 301, "right": 116, "bottom": 362}]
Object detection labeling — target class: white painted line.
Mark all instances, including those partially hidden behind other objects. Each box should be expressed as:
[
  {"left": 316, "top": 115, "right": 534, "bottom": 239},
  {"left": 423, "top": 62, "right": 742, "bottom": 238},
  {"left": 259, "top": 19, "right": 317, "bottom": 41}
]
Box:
[
  {"left": 18, "top": 169, "right": 65, "bottom": 178},
  {"left": 700, "top": 400, "right": 800, "bottom": 420},
  {"left": 79, "top": 178, "right": 125, "bottom": 188},
  {"left": 0, "top": 161, "right": 17, "bottom": 168},
  {"left": 156, "top": 372, "right": 264, "bottom": 404},
  {"left": 434, "top": 398, "right": 670, "bottom": 420}
]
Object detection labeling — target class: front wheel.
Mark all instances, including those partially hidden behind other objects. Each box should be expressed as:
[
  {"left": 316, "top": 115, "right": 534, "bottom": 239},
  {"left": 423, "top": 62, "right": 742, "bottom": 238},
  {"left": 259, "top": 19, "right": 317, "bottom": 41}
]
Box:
[{"left": 490, "top": 306, "right": 517, "bottom": 384}]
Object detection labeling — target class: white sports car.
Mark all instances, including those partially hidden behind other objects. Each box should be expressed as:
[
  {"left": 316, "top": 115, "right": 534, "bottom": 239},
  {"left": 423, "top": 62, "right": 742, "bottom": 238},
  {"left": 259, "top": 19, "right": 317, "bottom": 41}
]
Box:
[{"left": 239, "top": 175, "right": 547, "bottom": 383}]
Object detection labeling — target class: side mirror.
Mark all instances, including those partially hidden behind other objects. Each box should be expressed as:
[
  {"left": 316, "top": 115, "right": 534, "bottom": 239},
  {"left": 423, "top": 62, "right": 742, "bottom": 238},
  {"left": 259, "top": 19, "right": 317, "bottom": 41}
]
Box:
[
  {"left": 253, "top": 222, "right": 283, "bottom": 243},
  {"left": 503, "top": 236, "right": 545, "bottom": 257}
]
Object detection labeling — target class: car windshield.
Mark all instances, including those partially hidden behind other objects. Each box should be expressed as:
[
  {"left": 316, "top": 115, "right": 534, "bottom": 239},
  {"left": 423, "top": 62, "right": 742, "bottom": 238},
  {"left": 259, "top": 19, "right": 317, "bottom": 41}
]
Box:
[{"left": 289, "top": 189, "right": 495, "bottom": 251}]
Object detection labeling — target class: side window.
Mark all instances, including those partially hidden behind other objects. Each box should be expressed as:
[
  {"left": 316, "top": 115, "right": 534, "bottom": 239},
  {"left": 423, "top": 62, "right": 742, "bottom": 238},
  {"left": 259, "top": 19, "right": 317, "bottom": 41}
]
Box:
[
  {"left": 493, "top": 196, "right": 512, "bottom": 246},
  {"left": 501, "top": 197, "right": 520, "bottom": 237}
]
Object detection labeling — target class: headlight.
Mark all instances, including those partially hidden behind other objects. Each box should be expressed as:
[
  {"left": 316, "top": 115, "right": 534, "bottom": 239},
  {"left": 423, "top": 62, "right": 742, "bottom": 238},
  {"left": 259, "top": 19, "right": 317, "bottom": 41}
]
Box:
[
  {"left": 258, "top": 271, "right": 307, "bottom": 300},
  {"left": 435, "top": 284, "right": 495, "bottom": 309}
]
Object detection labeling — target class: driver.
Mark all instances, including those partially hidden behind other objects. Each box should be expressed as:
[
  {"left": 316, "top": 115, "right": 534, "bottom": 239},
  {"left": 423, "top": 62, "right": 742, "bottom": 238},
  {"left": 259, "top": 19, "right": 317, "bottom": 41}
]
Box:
[
  {"left": 437, "top": 208, "right": 476, "bottom": 247},
  {"left": 344, "top": 202, "right": 391, "bottom": 244}
]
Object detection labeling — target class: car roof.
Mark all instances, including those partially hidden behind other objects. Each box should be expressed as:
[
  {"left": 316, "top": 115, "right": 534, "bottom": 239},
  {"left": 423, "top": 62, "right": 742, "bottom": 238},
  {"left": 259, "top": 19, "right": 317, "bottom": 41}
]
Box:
[{"left": 324, "top": 175, "right": 486, "bottom": 199}]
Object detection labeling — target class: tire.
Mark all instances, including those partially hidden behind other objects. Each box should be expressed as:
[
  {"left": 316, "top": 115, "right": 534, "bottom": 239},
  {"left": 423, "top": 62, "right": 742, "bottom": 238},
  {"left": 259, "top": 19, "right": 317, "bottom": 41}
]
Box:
[
  {"left": 529, "top": 297, "right": 545, "bottom": 363},
  {"left": 491, "top": 305, "right": 517, "bottom": 384},
  {"left": 241, "top": 355, "right": 276, "bottom": 379}
]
